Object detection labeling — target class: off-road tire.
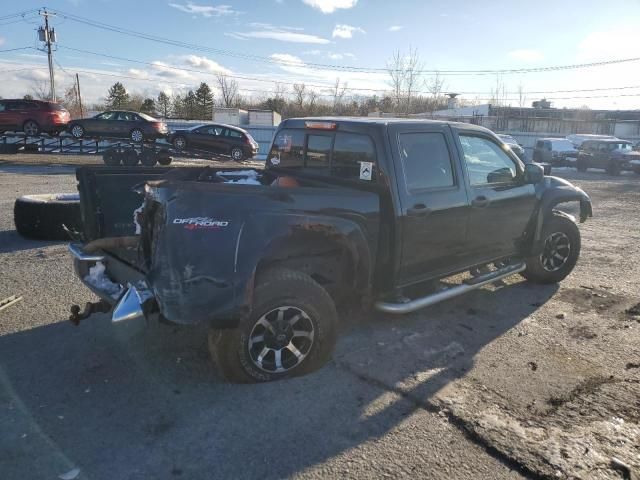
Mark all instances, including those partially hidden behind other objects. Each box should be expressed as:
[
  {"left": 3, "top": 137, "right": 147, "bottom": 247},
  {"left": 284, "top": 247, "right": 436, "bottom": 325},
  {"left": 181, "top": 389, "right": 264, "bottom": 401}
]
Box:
[
  {"left": 157, "top": 152, "right": 172, "bottom": 166},
  {"left": 521, "top": 213, "right": 581, "bottom": 284},
  {"left": 140, "top": 148, "right": 157, "bottom": 166},
  {"left": 576, "top": 157, "right": 588, "bottom": 172},
  {"left": 122, "top": 149, "right": 139, "bottom": 166},
  {"left": 103, "top": 148, "right": 121, "bottom": 166},
  {"left": 14, "top": 193, "right": 81, "bottom": 240},
  {"left": 208, "top": 268, "right": 338, "bottom": 383},
  {"left": 607, "top": 162, "right": 621, "bottom": 176}
]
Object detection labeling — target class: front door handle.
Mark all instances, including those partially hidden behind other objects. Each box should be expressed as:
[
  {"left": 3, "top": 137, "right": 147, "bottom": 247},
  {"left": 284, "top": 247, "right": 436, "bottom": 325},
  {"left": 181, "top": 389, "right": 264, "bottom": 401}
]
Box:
[
  {"left": 407, "top": 203, "right": 432, "bottom": 217},
  {"left": 472, "top": 196, "right": 490, "bottom": 208}
]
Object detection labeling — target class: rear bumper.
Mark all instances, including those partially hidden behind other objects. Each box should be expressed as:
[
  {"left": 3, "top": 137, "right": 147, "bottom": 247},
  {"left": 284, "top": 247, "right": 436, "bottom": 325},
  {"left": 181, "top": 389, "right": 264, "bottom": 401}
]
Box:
[{"left": 69, "top": 242, "right": 152, "bottom": 323}]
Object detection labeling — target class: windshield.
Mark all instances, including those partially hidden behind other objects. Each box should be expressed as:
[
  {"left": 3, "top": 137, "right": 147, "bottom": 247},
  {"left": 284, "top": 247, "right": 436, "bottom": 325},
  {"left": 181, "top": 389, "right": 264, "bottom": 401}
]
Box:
[
  {"left": 137, "top": 112, "right": 157, "bottom": 121},
  {"left": 610, "top": 142, "right": 632, "bottom": 151}
]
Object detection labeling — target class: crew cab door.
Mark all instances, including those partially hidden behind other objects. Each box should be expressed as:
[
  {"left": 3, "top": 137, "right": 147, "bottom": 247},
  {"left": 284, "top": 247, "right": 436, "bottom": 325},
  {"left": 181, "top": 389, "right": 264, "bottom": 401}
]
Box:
[
  {"left": 456, "top": 132, "right": 536, "bottom": 261},
  {"left": 390, "top": 124, "right": 470, "bottom": 285}
]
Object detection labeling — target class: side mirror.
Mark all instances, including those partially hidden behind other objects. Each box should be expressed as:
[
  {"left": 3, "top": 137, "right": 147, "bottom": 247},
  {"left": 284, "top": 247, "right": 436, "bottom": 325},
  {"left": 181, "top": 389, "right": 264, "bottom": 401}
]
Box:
[{"left": 523, "top": 163, "right": 544, "bottom": 184}]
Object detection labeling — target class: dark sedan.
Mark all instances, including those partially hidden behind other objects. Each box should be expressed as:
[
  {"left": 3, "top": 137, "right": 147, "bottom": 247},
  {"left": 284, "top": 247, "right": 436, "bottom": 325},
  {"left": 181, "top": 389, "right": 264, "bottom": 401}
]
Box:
[
  {"left": 167, "top": 124, "right": 259, "bottom": 161},
  {"left": 68, "top": 111, "right": 168, "bottom": 142}
]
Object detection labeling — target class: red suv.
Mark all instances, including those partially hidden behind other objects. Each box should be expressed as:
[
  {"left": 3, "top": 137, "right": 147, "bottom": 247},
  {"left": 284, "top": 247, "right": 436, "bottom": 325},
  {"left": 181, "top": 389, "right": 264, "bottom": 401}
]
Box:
[{"left": 0, "top": 99, "right": 70, "bottom": 136}]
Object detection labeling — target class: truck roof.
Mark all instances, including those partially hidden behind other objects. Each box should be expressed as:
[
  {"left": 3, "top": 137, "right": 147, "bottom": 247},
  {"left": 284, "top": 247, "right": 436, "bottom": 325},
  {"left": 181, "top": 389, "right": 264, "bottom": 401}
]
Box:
[{"left": 281, "top": 116, "right": 492, "bottom": 133}]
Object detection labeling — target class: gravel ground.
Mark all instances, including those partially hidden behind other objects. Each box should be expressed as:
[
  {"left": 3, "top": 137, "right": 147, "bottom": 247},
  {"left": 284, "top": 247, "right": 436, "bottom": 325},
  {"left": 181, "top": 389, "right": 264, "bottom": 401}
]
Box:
[{"left": 0, "top": 157, "right": 638, "bottom": 480}]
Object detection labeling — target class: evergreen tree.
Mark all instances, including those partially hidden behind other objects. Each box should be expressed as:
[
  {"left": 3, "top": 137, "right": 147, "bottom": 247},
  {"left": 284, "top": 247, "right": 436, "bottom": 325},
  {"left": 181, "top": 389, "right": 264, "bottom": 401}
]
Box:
[
  {"left": 171, "top": 94, "right": 184, "bottom": 119},
  {"left": 157, "top": 91, "right": 171, "bottom": 118},
  {"left": 105, "top": 82, "right": 130, "bottom": 109},
  {"left": 140, "top": 98, "right": 156, "bottom": 115},
  {"left": 183, "top": 90, "right": 197, "bottom": 119},
  {"left": 194, "top": 82, "right": 214, "bottom": 120}
]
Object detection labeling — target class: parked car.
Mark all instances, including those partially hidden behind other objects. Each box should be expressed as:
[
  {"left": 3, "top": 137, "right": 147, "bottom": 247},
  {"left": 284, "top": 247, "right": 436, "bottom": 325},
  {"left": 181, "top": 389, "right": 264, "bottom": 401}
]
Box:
[
  {"left": 497, "top": 134, "right": 526, "bottom": 160},
  {"left": 67, "top": 111, "right": 168, "bottom": 142},
  {"left": 533, "top": 138, "right": 578, "bottom": 165},
  {"left": 577, "top": 139, "right": 640, "bottom": 175},
  {"left": 167, "top": 123, "right": 259, "bottom": 161},
  {"left": 68, "top": 118, "right": 592, "bottom": 383},
  {"left": 566, "top": 134, "right": 618, "bottom": 148},
  {"left": 0, "top": 99, "right": 70, "bottom": 136}
]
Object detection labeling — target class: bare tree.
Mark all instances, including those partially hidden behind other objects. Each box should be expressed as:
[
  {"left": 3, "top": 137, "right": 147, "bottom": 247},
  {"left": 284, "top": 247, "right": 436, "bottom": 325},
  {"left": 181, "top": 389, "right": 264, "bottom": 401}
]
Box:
[
  {"left": 490, "top": 74, "right": 507, "bottom": 106},
  {"left": 30, "top": 80, "right": 51, "bottom": 100},
  {"left": 426, "top": 71, "right": 445, "bottom": 98},
  {"left": 331, "top": 77, "right": 348, "bottom": 114},
  {"left": 386, "top": 48, "right": 424, "bottom": 114},
  {"left": 307, "top": 90, "right": 318, "bottom": 114},
  {"left": 386, "top": 50, "right": 404, "bottom": 113},
  {"left": 217, "top": 74, "right": 239, "bottom": 107},
  {"left": 293, "top": 83, "right": 306, "bottom": 112}
]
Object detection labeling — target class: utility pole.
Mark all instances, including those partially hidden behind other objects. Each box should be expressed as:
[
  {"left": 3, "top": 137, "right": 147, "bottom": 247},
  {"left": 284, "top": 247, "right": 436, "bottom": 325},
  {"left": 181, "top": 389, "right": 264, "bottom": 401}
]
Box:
[
  {"left": 38, "top": 9, "right": 57, "bottom": 101},
  {"left": 76, "top": 73, "right": 84, "bottom": 117}
]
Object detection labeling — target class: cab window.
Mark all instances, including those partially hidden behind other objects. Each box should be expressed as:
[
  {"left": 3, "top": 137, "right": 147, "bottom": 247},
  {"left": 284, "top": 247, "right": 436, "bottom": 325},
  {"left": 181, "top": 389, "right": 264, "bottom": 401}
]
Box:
[
  {"left": 459, "top": 135, "right": 518, "bottom": 185},
  {"left": 332, "top": 132, "right": 376, "bottom": 181}
]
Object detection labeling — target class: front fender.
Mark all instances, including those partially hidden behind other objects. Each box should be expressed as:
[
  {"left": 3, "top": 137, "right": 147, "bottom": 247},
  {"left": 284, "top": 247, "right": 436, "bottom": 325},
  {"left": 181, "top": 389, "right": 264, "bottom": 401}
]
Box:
[{"left": 529, "top": 176, "right": 592, "bottom": 254}]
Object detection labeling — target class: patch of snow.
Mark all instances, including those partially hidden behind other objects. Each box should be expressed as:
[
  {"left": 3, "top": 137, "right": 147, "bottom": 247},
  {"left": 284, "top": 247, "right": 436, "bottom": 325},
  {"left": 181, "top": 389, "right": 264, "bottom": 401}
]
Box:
[
  {"left": 216, "top": 169, "right": 261, "bottom": 185},
  {"left": 84, "top": 262, "right": 123, "bottom": 299},
  {"left": 225, "top": 178, "right": 261, "bottom": 185},
  {"left": 133, "top": 201, "right": 145, "bottom": 235}
]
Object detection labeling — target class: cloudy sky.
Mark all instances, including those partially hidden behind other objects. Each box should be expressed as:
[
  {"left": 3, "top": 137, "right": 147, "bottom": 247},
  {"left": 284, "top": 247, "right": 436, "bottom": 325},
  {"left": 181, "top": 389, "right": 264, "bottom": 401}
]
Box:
[{"left": 1, "top": 0, "right": 640, "bottom": 110}]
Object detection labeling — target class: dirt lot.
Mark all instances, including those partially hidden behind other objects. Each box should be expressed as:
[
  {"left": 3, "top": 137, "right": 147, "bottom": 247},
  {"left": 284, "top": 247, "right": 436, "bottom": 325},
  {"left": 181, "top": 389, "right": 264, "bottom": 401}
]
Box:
[{"left": 0, "top": 156, "right": 638, "bottom": 480}]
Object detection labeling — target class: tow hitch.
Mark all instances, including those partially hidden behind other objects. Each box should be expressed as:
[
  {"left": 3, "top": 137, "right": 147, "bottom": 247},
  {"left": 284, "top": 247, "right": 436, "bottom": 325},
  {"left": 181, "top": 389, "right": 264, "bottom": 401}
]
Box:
[{"left": 69, "top": 300, "right": 112, "bottom": 325}]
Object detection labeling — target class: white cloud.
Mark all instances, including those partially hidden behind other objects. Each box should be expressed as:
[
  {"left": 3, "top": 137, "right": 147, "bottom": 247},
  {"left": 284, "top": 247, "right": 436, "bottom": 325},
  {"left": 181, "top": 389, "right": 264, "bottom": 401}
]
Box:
[
  {"left": 302, "top": 0, "right": 357, "bottom": 14},
  {"left": 508, "top": 49, "right": 544, "bottom": 62},
  {"left": 183, "top": 54, "right": 232, "bottom": 74},
  {"left": 128, "top": 68, "right": 150, "bottom": 79},
  {"left": 327, "top": 52, "right": 355, "bottom": 60},
  {"left": 168, "top": 2, "right": 239, "bottom": 17},
  {"left": 151, "top": 61, "right": 194, "bottom": 79},
  {"left": 232, "top": 27, "right": 329, "bottom": 44},
  {"left": 388, "top": 25, "right": 403, "bottom": 32},
  {"left": 332, "top": 24, "right": 365, "bottom": 39},
  {"left": 270, "top": 53, "right": 305, "bottom": 66},
  {"left": 577, "top": 28, "right": 638, "bottom": 61}
]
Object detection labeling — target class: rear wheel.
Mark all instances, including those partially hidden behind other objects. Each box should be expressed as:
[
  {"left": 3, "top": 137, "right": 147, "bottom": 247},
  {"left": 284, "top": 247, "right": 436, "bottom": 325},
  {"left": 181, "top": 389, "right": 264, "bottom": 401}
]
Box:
[
  {"left": 130, "top": 128, "right": 144, "bottom": 143},
  {"left": 208, "top": 268, "right": 338, "bottom": 383},
  {"left": 23, "top": 120, "right": 39, "bottom": 136},
  {"left": 521, "top": 213, "right": 581, "bottom": 284},
  {"left": 230, "top": 147, "right": 244, "bottom": 161}
]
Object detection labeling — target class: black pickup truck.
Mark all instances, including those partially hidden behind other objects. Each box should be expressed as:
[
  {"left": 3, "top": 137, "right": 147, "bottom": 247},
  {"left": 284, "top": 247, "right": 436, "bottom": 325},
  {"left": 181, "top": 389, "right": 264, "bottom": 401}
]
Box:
[{"left": 69, "top": 118, "right": 592, "bottom": 383}]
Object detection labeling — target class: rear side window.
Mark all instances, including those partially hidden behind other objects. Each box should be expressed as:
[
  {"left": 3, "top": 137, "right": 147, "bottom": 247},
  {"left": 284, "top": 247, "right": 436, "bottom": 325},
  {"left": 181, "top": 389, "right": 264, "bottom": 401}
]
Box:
[
  {"left": 398, "top": 132, "right": 455, "bottom": 191},
  {"left": 48, "top": 103, "right": 66, "bottom": 111},
  {"left": 226, "top": 129, "right": 243, "bottom": 138},
  {"left": 333, "top": 132, "right": 376, "bottom": 180},
  {"left": 0, "top": 102, "right": 5, "bottom": 112}
]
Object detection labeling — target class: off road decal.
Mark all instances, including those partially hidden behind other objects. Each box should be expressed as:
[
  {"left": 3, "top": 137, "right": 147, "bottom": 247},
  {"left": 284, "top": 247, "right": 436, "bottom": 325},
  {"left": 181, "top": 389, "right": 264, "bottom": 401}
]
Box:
[{"left": 173, "top": 217, "right": 229, "bottom": 230}]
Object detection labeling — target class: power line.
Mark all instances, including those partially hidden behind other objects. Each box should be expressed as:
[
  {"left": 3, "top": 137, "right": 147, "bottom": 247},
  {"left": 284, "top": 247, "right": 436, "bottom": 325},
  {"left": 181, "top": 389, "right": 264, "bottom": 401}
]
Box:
[
  {"left": 0, "top": 47, "right": 36, "bottom": 54},
  {"left": 49, "top": 7, "right": 640, "bottom": 76},
  {"left": 0, "top": 9, "right": 39, "bottom": 21}
]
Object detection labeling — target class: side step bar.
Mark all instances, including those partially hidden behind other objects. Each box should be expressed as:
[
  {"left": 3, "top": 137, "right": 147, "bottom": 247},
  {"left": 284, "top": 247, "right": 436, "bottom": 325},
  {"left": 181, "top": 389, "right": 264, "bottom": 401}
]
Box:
[{"left": 375, "top": 262, "right": 526, "bottom": 314}]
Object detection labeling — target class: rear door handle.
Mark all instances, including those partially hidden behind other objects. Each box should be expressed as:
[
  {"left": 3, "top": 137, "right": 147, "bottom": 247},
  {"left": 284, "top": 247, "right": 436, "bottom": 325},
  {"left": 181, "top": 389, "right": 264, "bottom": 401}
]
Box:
[
  {"left": 471, "top": 196, "right": 490, "bottom": 208},
  {"left": 407, "top": 203, "right": 432, "bottom": 217}
]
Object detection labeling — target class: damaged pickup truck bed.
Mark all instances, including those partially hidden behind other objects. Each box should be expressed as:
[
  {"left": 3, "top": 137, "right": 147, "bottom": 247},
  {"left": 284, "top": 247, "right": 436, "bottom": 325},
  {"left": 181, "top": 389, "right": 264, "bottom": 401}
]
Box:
[{"left": 69, "top": 117, "right": 592, "bottom": 383}]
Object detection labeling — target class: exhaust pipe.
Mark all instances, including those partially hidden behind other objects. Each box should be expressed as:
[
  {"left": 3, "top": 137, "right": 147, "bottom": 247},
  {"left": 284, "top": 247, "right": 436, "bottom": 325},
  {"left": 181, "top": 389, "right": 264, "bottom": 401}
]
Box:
[{"left": 375, "top": 262, "right": 526, "bottom": 314}]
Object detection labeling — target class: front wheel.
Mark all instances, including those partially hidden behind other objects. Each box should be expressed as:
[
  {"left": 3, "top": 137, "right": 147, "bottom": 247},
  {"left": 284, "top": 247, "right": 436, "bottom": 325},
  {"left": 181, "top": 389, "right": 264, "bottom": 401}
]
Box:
[
  {"left": 70, "top": 124, "right": 84, "bottom": 139},
  {"left": 576, "top": 157, "right": 588, "bottom": 172},
  {"left": 172, "top": 136, "right": 187, "bottom": 151},
  {"left": 208, "top": 268, "right": 338, "bottom": 383},
  {"left": 230, "top": 147, "right": 244, "bottom": 161},
  {"left": 521, "top": 213, "right": 581, "bottom": 284}
]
